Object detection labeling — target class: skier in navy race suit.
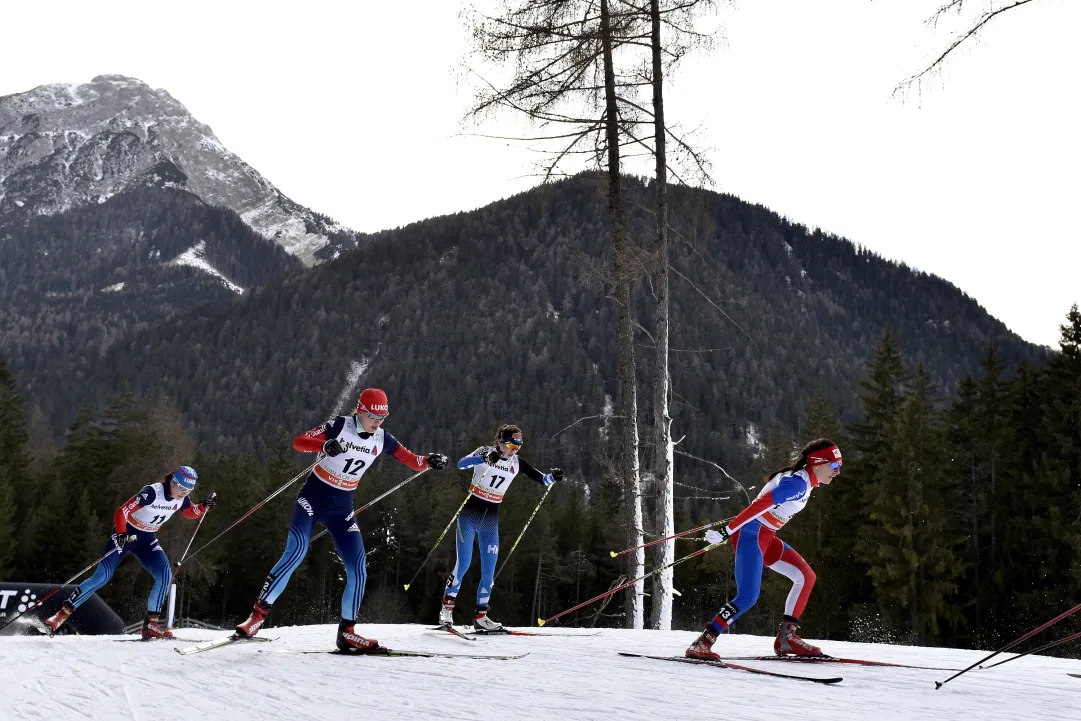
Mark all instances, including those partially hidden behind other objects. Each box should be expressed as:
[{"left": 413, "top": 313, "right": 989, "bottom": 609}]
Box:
[{"left": 233, "top": 388, "right": 448, "bottom": 653}]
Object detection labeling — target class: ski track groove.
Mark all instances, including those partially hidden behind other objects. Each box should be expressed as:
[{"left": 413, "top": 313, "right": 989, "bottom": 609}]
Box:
[
  {"left": 3, "top": 624, "right": 1081, "bottom": 720},
  {"left": 115, "top": 650, "right": 142, "bottom": 721}
]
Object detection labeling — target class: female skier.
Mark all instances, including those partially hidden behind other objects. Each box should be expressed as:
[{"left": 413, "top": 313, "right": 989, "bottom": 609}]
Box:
[
  {"left": 686, "top": 438, "right": 842, "bottom": 659},
  {"left": 234, "top": 388, "right": 448, "bottom": 653},
  {"left": 44, "top": 466, "right": 216, "bottom": 639},
  {"left": 440, "top": 424, "right": 562, "bottom": 632}
]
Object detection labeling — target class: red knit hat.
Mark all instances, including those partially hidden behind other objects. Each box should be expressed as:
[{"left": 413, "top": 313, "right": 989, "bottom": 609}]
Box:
[{"left": 357, "top": 388, "right": 389, "bottom": 418}]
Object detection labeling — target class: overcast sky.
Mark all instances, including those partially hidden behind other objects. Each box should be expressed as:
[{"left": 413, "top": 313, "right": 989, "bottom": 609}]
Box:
[{"left": 4, "top": 0, "right": 1078, "bottom": 347}]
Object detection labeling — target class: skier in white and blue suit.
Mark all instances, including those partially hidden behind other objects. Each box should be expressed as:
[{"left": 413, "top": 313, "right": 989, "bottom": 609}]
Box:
[{"left": 439, "top": 424, "right": 563, "bottom": 632}]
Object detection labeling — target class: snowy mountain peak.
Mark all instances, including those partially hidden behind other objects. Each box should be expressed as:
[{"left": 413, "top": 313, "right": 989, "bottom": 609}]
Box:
[{"left": 0, "top": 75, "right": 354, "bottom": 265}]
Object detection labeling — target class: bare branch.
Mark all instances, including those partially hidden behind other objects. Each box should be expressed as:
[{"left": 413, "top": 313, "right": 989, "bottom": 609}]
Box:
[
  {"left": 896, "top": 0, "right": 1040, "bottom": 96},
  {"left": 551, "top": 413, "right": 622, "bottom": 439},
  {"left": 669, "top": 263, "right": 760, "bottom": 353},
  {"left": 673, "top": 448, "right": 751, "bottom": 506}
]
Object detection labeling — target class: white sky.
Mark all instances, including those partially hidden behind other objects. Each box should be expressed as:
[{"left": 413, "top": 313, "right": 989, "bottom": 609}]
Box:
[{"left": 3, "top": 0, "right": 1078, "bottom": 347}]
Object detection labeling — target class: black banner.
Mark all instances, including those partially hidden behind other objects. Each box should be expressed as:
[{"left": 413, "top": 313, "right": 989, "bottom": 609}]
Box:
[{"left": 0, "top": 582, "right": 125, "bottom": 635}]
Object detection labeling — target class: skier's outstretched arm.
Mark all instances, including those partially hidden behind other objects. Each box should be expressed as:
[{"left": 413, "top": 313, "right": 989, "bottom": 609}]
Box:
[
  {"left": 517, "top": 457, "right": 563, "bottom": 487},
  {"left": 384, "top": 431, "right": 446, "bottom": 471}
]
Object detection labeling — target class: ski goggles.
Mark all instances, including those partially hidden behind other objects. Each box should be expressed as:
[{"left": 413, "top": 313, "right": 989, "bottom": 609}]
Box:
[
  {"left": 501, "top": 435, "right": 524, "bottom": 450},
  {"left": 361, "top": 411, "right": 388, "bottom": 422}
]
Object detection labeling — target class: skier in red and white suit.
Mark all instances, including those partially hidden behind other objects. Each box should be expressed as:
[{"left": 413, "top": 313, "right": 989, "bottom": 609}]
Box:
[{"left": 687, "top": 438, "right": 842, "bottom": 660}]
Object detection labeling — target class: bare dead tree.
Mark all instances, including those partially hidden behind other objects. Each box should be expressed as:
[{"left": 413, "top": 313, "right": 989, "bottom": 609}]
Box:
[
  {"left": 896, "top": 0, "right": 1045, "bottom": 96},
  {"left": 464, "top": 0, "right": 652, "bottom": 628},
  {"left": 629, "top": 0, "right": 717, "bottom": 631},
  {"left": 464, "top": 0, "right": 718, "bottom": 629}
]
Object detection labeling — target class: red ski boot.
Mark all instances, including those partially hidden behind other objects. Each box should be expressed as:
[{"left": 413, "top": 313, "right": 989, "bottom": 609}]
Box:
[
  {"left": 685, "top": 628, "right": 721, "bottom": 661},
  {"left": 335, "top": 619, "right": 388, "bottom": 654},
  {"left": 44, "top": 603, "right": 74, "bottom": 633},
  {"left": 234, "top": 600, "right": 271, "bottom": 639},
  {"left": 774, "top": 618, "right": 822, "bottom": 656},
  {"left": 142, "top": 614, "right": 174, "bottom": 640}
]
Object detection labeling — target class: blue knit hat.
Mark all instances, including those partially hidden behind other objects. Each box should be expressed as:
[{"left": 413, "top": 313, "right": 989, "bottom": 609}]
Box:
[{"left": 171, "top": 466, "right": 198, "bottom": 490}]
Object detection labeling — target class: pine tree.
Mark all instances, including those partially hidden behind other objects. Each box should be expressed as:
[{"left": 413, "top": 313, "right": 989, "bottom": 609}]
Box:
[
  {"left": 859, "top": 363, "right": 964, "bottom": 643},
  {"left": 846, "top": 326, "right": 908, "bottom": 638},
  {"left": 0, "top": 357, "right": 29, "bottom": 578}
]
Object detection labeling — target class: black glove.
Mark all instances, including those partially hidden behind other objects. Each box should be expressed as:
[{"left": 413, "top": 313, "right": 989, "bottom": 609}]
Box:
[
  {"left": 112, "top": 533, "right": 137, "bottom": 553},
  {"left": 426, "top": 452, "right": 448, "bottom": 470},
  {"left": 483, "top": 449, "right": 501, "bottom": 466},
  {"left": 322, "top": 438, "right": 346, "bottom": 457},
  {"left": 201, "top": 492, "right": 218, "bottom": 508},
  {"left": 550, "top": 468, "right": 564, "bottom": 482}
]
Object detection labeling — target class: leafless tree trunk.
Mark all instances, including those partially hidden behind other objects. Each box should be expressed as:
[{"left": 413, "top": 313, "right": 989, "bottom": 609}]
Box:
[
  {"left": 647, "top": 0, "right": 675, "bottom": 631},
  {"left": 601, "top": 0, "right": 645, "bottom": 630}
]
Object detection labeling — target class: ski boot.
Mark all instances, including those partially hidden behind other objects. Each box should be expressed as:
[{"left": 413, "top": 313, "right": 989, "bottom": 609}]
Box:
[
  {"left": 774, "top": 617, "right": 822, "bottom": 656},
  {"left": 234, "top": 599, "right": 271, "bottom": 639},
  {"left": 685, "top": 627, "right": 720, "bottom": 661},
  {"left": 44, "top": 602, "right": 74, "bottom": 634},
  {"left": 335, "top": 619, "right": 388, "bottom": 654},
  {"left": 142, "top": 614, "right": 173, "bottom": 640},
  {"left": 438, "top": 595, "right": 455, "bottom": 627},
  {"left": 473, "top": 608, "right": 505, "bottom": 634}
]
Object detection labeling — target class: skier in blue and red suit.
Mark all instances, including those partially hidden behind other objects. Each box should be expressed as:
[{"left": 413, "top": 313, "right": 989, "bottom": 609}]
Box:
[
  {"left": 233, "top": 388, "right": 449, "bottom": 653},
  {"left": 686, "top": 438, "right": 842, "bottom": 660},
  {"left": 44, "top": 466, "right": 216, "bottom": 639}
]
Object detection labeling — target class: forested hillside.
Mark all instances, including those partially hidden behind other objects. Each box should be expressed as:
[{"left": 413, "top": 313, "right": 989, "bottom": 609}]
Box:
[
  {"left": 0, "top": 187, "right": 303, "bottom": 424},
  {"left": 72, "top": 175, "right": 1042, "bottom": 486}
]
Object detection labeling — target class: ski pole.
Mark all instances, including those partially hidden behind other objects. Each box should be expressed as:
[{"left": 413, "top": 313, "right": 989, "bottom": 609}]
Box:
[
  {"left": 181, "top": 458, "right": 320, "bottom": 565},
  {"left": 310, "top": 469, "right": 428, "bottom": 543},
  {"left": 494, "top": 482, "right": 554, "bottom": 581},
  {"left": 0, "top": 547, "right": 119, "bottom": 634},
  {"left": 936, "top": 599, "right": 1081, "bottom": 688},
  {"left": 402, "top": 489, "right": 473, "bottom": 591},
  {"left": 539, "top": 540, "right": 728, "bottom": 627},
  {"left": 981, "top": 629, "right": 1081, "bottom": 670},
  {"left": 175, "top": 502, "right": 212, "bottom": 571},
  {"left": 609, "top": 516, "right": 734, "bottom": 558}
]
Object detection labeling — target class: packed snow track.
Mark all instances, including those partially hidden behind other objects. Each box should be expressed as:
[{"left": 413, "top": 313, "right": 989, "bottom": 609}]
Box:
[{"left": 3, "top": 624, "right": 1078, "bottom": 720}]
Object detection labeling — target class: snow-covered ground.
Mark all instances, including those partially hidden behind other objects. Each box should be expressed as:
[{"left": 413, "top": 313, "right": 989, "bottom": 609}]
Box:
[{"left": 3, "top": 624, "right": 1078, "bottom": 721}]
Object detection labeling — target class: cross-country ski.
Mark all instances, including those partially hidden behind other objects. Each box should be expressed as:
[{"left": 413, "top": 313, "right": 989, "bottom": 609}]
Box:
[
  {"left": 175, "top": 635, "right": 274, "bottom": 656},
  {"left": 281, "top": 648, "right": 529, "bottom": 660},
  {"left": 618, "top": 652, "right": 843, "bottom": 684},
  {"left": 427, "top": 625, "right": 477, "bottom": 641},
  {"left": 719, "top": 655, "right": 959, "bottom": 672},
  {"left": 428, "top": 625, "right": 601, "bottom": 638}
]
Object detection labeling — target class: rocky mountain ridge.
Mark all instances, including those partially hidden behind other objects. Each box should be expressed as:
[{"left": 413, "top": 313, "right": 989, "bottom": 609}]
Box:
[{"left": 0, "top": 74, "right": 358, "bottom": 264}]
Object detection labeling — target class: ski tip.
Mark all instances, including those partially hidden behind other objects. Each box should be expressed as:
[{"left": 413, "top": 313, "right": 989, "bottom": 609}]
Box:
[
  {"left": 537, "top": 619, "right": 546, "bottom": 627},
  {"left": 609, "top": 551, "right": 617, "bottom": 557},
  {"left": 403, "top": 584, "right": 410, "bottom": 591}
]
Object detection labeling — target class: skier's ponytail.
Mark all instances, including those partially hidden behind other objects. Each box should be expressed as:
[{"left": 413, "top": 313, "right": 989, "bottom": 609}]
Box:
[{"left": 765, "top": 438, "right": 838, "bottom": 481}]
